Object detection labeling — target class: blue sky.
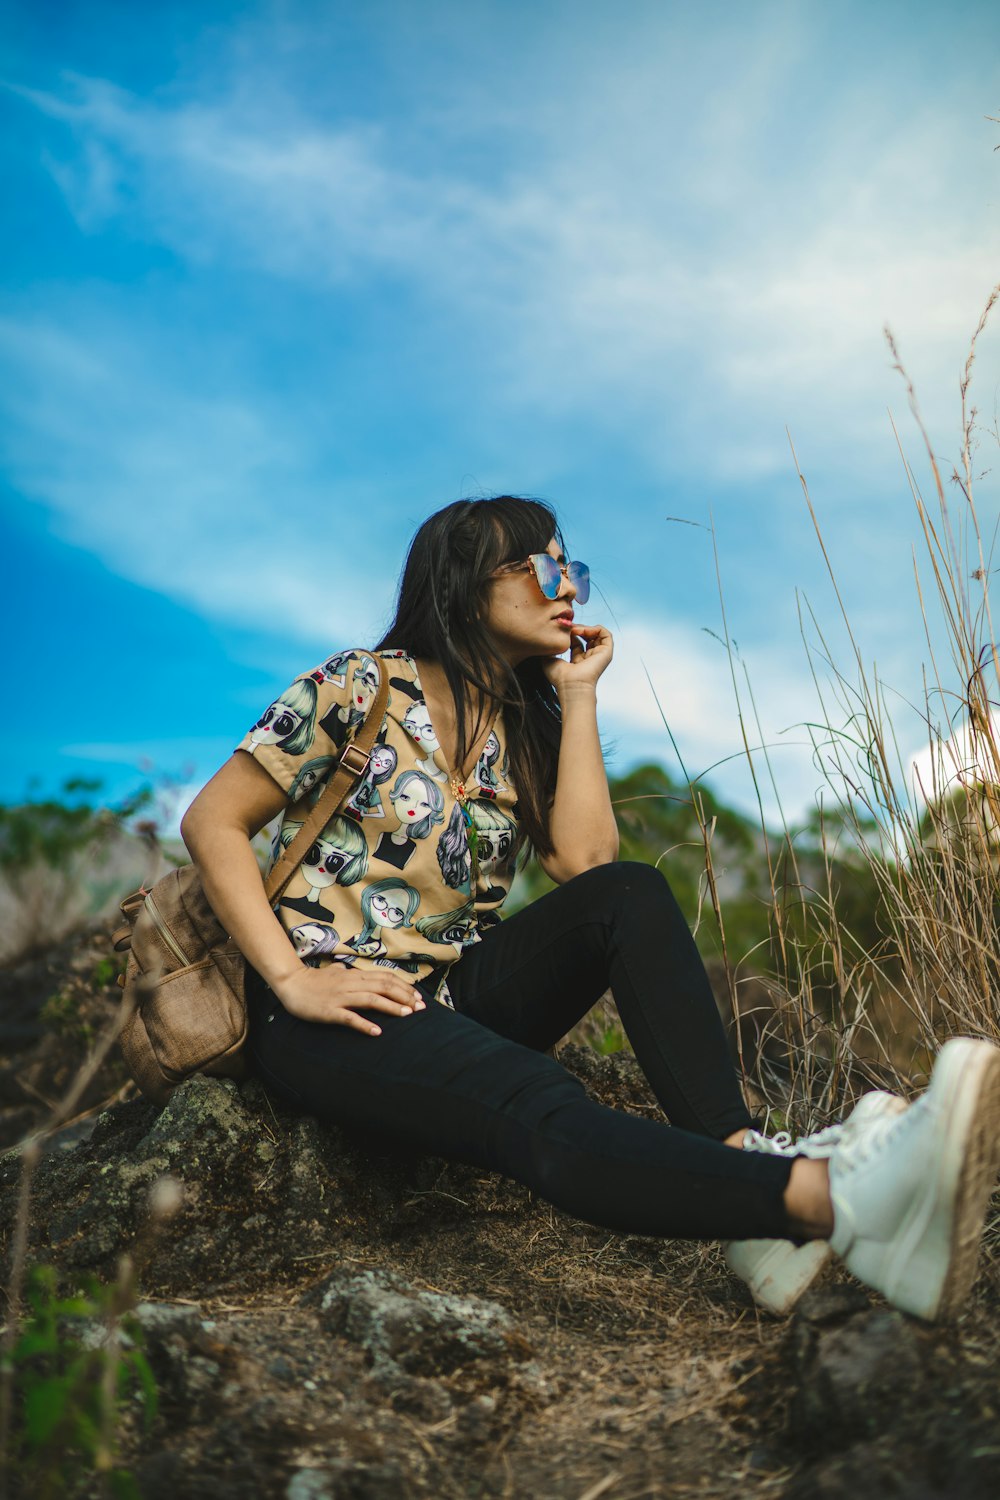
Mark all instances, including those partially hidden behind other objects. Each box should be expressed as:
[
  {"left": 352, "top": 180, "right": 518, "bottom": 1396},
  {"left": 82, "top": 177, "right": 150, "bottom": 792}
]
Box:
[{"left": 3, "top": 0, "right": 999, "bottom": 830}]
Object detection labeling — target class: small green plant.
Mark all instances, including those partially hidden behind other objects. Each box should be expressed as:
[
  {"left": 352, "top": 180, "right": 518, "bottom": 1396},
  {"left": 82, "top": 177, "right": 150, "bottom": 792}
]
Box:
[
  {"left": 593, "top": 1022, "right": 627, "bottom": 1056},
  {"left": 38, "top": 992, "right": 92, "bottom": 1046},
  {"left": 90, "top": 957, "right": 122, "bottom": 990},
  {"left": 4, "top": 1264, "right": 157, "bottom": 1500}
]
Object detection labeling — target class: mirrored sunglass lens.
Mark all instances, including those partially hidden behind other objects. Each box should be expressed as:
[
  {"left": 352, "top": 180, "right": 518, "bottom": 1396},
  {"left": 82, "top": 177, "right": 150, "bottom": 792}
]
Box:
[
  {"left": 568, "top": 561, "right": 590, "bottom": 603},
  {"left": 530, "top": 555, "right": 561, "bottom": 597}
]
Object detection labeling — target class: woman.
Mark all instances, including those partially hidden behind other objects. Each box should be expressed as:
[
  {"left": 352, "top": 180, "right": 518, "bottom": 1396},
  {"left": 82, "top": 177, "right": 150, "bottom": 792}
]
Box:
[{"left": 181, "top": 495, "right": 1000, "bottom": 1322}]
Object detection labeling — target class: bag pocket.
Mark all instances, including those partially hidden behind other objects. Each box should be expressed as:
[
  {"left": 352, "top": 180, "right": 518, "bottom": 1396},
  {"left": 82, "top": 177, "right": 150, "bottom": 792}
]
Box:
[{"left": 140, "top": 957, "right": 248, "bottom": 1081}]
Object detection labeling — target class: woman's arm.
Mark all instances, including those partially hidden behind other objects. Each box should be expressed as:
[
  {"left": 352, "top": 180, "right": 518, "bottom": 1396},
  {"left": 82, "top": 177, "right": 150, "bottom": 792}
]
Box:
[
  {"left": 538, "top": 625, "right": 619, "bottom": 884},
  {"left": 180, "top": 752, "right": 424, "bottom": 1034}
]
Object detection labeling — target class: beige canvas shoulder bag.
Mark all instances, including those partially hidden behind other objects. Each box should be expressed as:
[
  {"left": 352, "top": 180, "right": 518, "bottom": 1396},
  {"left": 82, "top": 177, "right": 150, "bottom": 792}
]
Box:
[{"left": 113, "top": 657, "right": 390, "bottom": 1104}]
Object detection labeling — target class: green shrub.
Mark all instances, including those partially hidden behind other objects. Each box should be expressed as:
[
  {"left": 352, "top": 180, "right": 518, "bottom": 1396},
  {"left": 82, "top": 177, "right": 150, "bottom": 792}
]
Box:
[{"left": 3, "top": 1264, "right": 157, "bottom": 1500}]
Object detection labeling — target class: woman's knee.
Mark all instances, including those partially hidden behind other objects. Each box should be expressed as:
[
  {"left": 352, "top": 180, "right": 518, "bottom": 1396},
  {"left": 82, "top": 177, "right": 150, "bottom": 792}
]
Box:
[{"left": 566, "top": 860, "right": 678, "bottom": 917}]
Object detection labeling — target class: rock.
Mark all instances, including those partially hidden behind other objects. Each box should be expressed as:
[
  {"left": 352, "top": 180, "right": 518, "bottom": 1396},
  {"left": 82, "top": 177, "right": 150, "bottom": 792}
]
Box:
[
  {"left": 782, "top": 1437, "right": 997, "bottom": 1500},
  {"left": 304, "top": 1266, "right": 531, "bottom": 1379},
  {"left": 787, "top": 1305, "right": 929, "bottom": 1445},
  {"left": 794, "top": 1284, "right": 873, "bottom": 1325},
  {"left": 286, "top": 1461, "right": 405, "bottom": 1500},
  {"left": 287, "top": 1472, "right": 335, "bottom": 1500},
  {"left": 0, "top": 1077, "right": 349, "bottom": 1289},
  {"left": 0, "top": 1072, "right": 544, "bottom": 1295}
]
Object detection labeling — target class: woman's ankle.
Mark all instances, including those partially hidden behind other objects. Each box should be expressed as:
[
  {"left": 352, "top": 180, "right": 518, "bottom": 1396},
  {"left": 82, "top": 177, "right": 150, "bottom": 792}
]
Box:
[{"left": 783, "top": 1157, "right": 835, "bottom": 1239}]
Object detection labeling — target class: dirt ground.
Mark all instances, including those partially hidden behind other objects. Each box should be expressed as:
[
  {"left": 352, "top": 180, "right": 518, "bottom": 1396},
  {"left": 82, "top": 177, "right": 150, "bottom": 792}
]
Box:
[{"left": 2, "top": 923, "right": 1000, "bottom": 1500}]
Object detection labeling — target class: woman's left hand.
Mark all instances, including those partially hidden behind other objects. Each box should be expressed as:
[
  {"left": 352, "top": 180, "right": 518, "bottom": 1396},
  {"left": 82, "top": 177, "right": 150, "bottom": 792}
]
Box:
[{"left": 542, "top": 624, "right": 614, "bottom": 692}]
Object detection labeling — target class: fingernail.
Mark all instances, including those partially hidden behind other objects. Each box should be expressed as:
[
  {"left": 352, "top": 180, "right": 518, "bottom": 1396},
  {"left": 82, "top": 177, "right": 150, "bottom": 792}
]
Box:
[
  {"left": 415, "top": 999, "right": 426, "bottom": 1010},
  {"left": 371, "top": 1026, "right": 382, "bottom": 1036}
]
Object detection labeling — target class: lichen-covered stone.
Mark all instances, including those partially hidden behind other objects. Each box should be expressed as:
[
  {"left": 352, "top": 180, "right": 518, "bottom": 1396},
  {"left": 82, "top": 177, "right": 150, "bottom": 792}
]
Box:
[{"left": 305, "top": 1265, "right": 531, "bottom": 1379}]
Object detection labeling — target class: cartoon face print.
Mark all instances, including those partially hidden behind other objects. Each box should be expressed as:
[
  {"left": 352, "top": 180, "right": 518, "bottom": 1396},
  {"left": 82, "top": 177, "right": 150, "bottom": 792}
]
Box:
[
  {"left": 301, "top": 837, "right": 350, "bottom": 900},
  {"left": 415, "top": 903, "right": 476, "bottom": 950},
  {"left": 371, "top": 743, "right": 396, "bottom": 778},
  {"left": 403, "top": 701, "right": 438, "bottom": 751},
  {"left": 247, "top": 677, "right": 318, "bottom": 757},
  {"left": 477, "top": 826, "right": 515, "bottom": 876},
  {"left": 346, "top": 741, "right": 397, "bottom": 819},
  {"left": 288, "top": 755, "right": 335, "bottom": 804},
  {"left": 394, "top": 780, "right": 432, "bottom": 826},
  {"left": 467, "top": 801, "right": 518, "bottom": 879},
  {"left": 250, "top": 701, "right": 301, "bottom": 748},
  {"left": 346, "top": 877, "right": 421, "bottom": 958},
  {"left": 369, "top": 887, "right": 410, "bottom": 930},
  {"left": 290, "top": 921, "right": 341, "bottom": 965},
  {"left": 473, "top": 730, "right": 506, "bottom": 796},
  {"left": 402, "top": 701, "right": 447, "bottom": 782},
  {"left": 349, "top": 655, "right": 380, "bottom": 716},
  {"left": 313, "top": 650, "right": 355, "bottom": 687},
  {"left": 387, "top": 770, "right": 445, "bottom": 842},
  {"left": 289, "top": 814, "right": 369, "bottom": 900}
]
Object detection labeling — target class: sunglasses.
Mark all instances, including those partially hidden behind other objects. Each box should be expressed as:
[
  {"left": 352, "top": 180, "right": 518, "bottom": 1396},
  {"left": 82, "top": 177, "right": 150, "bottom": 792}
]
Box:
[{"left": 496, "top": 554, "right": 591, "bottom": 605}]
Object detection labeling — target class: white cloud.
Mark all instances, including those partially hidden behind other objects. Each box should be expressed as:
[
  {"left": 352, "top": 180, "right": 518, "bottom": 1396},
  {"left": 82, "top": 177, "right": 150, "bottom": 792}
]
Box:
[
  {"left": 11, "top": 55, "right": 999, "bottom": 486},
  {"left": 908, "top": 711, "right": 1000, "bottom": 807}
]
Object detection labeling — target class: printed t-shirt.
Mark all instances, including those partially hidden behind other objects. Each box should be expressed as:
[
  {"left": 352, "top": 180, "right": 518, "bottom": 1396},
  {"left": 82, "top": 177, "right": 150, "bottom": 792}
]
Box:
[{"left": 236, "top": 649, "right": 521, "bottom": 1004}]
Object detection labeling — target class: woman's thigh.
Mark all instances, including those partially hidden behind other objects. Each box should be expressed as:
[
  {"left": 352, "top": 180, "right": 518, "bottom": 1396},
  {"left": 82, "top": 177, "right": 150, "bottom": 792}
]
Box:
[
  {"left": 447, "top": 863, "right": 751, "bottom": 1139},
  {"left": 246, "top": 976, "right": 591, "bottom": 1165}
]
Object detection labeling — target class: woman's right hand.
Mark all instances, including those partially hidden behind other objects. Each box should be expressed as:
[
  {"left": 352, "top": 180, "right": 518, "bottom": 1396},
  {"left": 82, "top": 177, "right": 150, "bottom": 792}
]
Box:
[{"left": 270, "top": 962, "right": 426, "bottom": 1036}]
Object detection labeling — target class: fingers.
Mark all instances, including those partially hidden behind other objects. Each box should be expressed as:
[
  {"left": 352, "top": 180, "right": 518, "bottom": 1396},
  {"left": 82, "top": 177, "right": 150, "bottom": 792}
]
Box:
[
  {"left": 347, "top": 991, "right": 427, "bottom": 1018},
  {"left": 327, "top": 988, "right": 427, "bottom": 1037},
  {"left": 351, "top": 970, "right": 422, "bottom": 1006},
  {"left": 339, "top": 1010, "right": 384, "bottom": 1038},
  {"left": 277, "top": 964, "right": 428, "bottom": 1030}
]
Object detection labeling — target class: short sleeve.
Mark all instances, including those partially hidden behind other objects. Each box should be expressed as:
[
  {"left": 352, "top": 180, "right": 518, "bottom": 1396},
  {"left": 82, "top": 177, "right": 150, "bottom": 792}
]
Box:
[{"left": 235, "top": 650, "right": 379, "bottom": 801}]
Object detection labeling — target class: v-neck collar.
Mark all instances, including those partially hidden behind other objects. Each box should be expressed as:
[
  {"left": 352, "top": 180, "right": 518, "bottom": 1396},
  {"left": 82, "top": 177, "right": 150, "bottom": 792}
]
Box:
[{"left": 405, "top": 654, "right": 500, "bottom": 790}]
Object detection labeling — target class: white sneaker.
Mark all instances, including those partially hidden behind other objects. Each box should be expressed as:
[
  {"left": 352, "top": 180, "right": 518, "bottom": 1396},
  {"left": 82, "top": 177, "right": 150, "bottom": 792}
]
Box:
[
  {"left": 829, "top": 1037, "right": 1000, "bottom": 1321},
  {"left": 725, "top": 1091, "right": 908, "bottom": 1315}
]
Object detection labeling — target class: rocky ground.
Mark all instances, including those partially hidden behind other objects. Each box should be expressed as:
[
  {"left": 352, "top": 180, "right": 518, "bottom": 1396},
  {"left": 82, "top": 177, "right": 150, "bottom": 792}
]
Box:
[{"left": 2, "top": 923, "right": 1000, "bottom": 1499}]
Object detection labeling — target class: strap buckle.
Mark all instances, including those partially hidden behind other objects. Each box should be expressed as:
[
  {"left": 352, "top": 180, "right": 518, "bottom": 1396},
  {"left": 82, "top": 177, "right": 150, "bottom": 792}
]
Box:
[{"left": 339, "top": 743, "right": 371, "bottom": 779}]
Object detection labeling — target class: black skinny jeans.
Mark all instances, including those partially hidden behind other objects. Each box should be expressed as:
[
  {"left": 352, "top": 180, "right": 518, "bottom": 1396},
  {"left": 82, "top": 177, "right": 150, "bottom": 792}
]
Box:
[{"left": 247, "top": 862, "right": 794, "bottom": 1242}]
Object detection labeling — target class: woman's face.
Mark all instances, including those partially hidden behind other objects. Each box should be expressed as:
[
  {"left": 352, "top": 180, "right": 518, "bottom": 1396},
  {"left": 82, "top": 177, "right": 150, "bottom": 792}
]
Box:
[
  {"left": 404, "top": 704, "right": 439, "bottom": 749},
  {"left": 352, "top": 658, "right": 379, "bottom": 712},
  {"left": 371, "top": 888, "right": 408, "bottom": 929},
  {"left": 304, "top": 837, "right": 350, "bottom": 887},
  {"left": 250, "top": 699, "right": 303, "bottom": 747},
  {"left": 371, "top": 746, "right": 396, "bottom": 777},
  {"left": 483, "top": 537, "right": 577, "bottom": 666},
  {"left": 479, "top": 828, "right": 513, "bottom": 874},
  {"left": 292, "top": 923, "right": 332, "bottom": 956},
  {"left": 392, "top": 780, "right": 432, "bottom": 827}
]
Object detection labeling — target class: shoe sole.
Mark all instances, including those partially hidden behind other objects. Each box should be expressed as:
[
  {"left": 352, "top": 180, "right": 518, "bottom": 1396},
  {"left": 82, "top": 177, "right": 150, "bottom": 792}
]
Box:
[
  {"left": 887, "top": 1037, "right": 1000, "bottom": 1320},
  {"left": 725, "top": 1238, "right": 832, "bottom": 1315}
]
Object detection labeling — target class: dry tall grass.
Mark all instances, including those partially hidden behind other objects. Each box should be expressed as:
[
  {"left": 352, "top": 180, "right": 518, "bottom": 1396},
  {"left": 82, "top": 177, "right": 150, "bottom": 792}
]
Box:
[{"left": 694, "top": 285, "right": 1000, "bottom": 1138}]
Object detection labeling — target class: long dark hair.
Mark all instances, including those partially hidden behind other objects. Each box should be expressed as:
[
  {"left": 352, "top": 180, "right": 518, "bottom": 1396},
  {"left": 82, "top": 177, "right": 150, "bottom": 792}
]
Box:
[{"left": 376, "top": 496, "right": 564, "bottom": 857}]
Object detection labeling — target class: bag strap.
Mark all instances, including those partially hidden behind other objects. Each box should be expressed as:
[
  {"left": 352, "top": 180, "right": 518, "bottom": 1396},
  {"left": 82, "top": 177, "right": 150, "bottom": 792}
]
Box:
[{"left": 262, "top": 654, "right": 390, "bottom": 906}]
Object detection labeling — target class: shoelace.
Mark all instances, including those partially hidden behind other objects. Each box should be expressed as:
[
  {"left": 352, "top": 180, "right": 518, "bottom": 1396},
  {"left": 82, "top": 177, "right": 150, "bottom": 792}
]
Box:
[
  {"left": 742, "top": 1129, "right": 795, "bottom": 1156},
  {"left": 743, "top": 1119, "right": 862, "bottom": 1160}
]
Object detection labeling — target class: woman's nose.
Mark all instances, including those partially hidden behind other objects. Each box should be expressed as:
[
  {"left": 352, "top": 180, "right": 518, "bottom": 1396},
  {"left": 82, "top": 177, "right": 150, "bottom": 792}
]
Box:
[{"left": 557, "top": 568, "right": 577, "bottom": 601}]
